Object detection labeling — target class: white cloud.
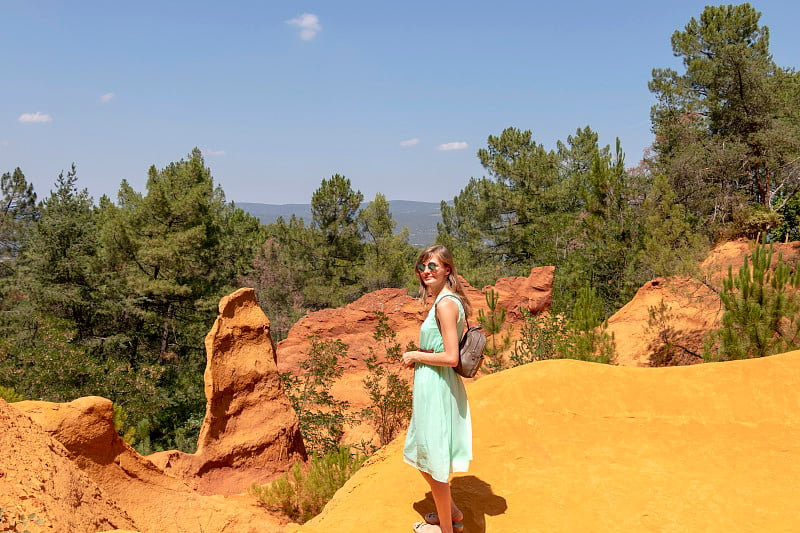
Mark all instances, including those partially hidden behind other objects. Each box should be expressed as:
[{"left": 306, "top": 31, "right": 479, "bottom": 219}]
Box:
[
  {"left": 99, "top": 92, "right": 115, "bottom": 104},
  {"left": 436, "top": 141, "right": 468, "bottom": 151},
  {"left": 18, "top": 112, "right": 52, "bottom": 124},
  {"left": 400, "top": 138, "right": 420, "bottom": 147},
  {"left": 287, "top": 13, "right": 321, "bottom": 40},
  {"left": 203, "top": 149, "right": 226, "bottom": 157}
]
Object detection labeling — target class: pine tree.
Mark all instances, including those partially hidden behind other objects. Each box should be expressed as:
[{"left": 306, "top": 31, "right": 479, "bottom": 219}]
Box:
[
  {"left": 705, "top": 238, "right": 800, "bottom": 360},
  {"left": 477, "top": 289, "right": 512, "bottom": 372}
]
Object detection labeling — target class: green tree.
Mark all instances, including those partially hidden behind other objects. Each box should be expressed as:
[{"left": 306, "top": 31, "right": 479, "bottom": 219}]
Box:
[
  {"left": 638, "top": 174, "right": 709, "bottom": 279},
  {"left": 705, "top": 238, "right": 800, "bottom": 361},
  {"left": 21, "top": 164, "right": 102, "bottom": 338},
  {"left": 477, "top": 289, "right": 512, "bottom": 372},
  {"left": 307, "top": 174, "right": 364, "bottom": 307},
  {"left": 440, "top": 126, "right": 646, "bottom": 315},
  {"left": 437, "top": 178, "right": 505, "bottom": 289},
  {"left": 96, "top": 149, "right": 263, "bottom": 450},
  {"left": 244, "top": 227, "right": 310, "bottom": 342},
  {"left": 438, "top": 127, "right": 577, "bottom": 290},
  {"left": 358, "top": 193, "right": 417, "bottom": 292},
  {"left": 569, "top": 141, "right": 647, "bottom": 311},
  {"left": 0, "top": 167, "right": 38, "bottom": 262},
  {"left": 559, "top": 285, "right": 616, "bottom": 364},
  {"left": 649, "top": 3, "right": 800, "bottom": 238}
]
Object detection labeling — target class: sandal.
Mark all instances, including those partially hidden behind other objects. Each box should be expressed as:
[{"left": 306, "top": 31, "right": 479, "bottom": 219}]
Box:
[
  {"left": 423, "top": 512, "right": 464, "bottom": 533},
  {"left": 413, "top": 522, "right": 440, "bottom": 532}
]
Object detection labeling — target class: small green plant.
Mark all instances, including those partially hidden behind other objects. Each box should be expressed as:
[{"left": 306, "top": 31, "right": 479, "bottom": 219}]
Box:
[
  {"left": 112, "top": 403, "right": 137, "bottom": 445},
  {"left": 361, "top": 311, "right": 412, "bottom": 447},
  {"left": 704, "top": 237, "right": 800, "bottom": 361},
  {"left": 249, "top": 446, "right": 366, "bottom": 524},
  {"left": 477, "top": 289, "right": 512, "bottom": 372},
  {"left": 281, "top": 333, "right": 351, "bottom": 455},
  {"left": 0, "top": 385, "right": 24, "bottom": 403},
  {"left": 511, "top": 310, "right": 569, "bottom": 365}
]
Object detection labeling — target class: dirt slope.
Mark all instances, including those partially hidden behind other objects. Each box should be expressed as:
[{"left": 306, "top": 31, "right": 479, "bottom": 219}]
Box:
[
  {"left": 291, "top": 352, "right": 800, "bottom": 533},
  {"left": 0, "top": 398, "right": 138, "bottom": 532}
]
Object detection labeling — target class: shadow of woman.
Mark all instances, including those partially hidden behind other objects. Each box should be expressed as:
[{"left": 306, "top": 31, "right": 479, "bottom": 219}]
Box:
[{"left": 413, "top": 475, "right": 507, "bottom": 532}]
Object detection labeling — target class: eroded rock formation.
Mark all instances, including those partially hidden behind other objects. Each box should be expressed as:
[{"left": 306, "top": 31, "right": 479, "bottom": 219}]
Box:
[{"left": 150, "top": 287, "right": 306, "bottom": 495}]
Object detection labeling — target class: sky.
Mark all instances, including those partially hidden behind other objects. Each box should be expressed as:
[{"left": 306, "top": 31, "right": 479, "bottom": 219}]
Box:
[{"left": 2, "top": 1, "right": 800, "bottom": 206}]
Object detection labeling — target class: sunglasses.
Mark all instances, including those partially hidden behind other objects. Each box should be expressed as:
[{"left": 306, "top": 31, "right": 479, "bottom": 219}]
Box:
[{"left": 416, "top": 261, "right": 440, "bottom": 273}]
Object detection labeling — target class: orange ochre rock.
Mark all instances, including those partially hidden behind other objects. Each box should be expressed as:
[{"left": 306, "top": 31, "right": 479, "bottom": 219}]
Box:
[
  {"left": 0, "top": 398, "right": 137, "bottom": 533},
  {"left": 13, "top": 396, "right": 285, "bottom": 533},
  {"left": 292, "top": 352, "right": 800, "bottom": 533},
  {"left": 149, "top": 287, "right": 307, "bottom": 496}
]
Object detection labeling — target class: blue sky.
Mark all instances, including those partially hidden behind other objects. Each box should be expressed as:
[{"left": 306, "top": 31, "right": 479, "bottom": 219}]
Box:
[{"left": 3, "top": 1, "right": 799, "bottom": 205}]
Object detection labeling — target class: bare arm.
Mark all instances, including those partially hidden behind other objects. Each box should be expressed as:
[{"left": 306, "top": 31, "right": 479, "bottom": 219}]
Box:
[{"left": 401, "top": 296, "right": 460, "bottom": 368}]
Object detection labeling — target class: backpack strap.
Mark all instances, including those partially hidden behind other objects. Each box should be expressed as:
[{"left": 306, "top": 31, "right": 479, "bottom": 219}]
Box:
[{"left": 434, "top": 293, "right": 468, "bottom": 336}]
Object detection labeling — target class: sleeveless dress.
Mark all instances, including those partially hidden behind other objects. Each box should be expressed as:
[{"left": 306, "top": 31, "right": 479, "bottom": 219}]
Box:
[{"left": 403, "top": 291, "right": 472, "bottom": 483}]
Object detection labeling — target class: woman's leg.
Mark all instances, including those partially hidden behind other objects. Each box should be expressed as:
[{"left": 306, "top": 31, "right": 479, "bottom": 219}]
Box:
[{"left": 420, "top": 471, "right": 455, "bottom": 533}]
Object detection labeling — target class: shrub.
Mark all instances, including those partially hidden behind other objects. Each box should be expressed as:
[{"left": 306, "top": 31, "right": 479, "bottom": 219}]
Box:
[
  {"left": 477, "top": 289, "right": 512, "bottom": 372},
  {"left": 361, "top": 311, "right": 412, "bottom": 447},
  {"left": 511, "top": 310, "right": 569, "bottom": 365},
  {"left": 557, "top": 285, "right": 616, "bottom": 364},
  {"left": 281, "top": 334, "right": 351, "bottom": 455},
  {"left": 0, "top": 385, "right": 23, "bottom": 403},
  {"left": 250, "top": 446, "right": 366, "bottom": 523}
]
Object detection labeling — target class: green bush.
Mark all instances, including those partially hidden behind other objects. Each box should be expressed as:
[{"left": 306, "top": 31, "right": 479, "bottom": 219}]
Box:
[
  {"left": 280, "top": 334, "right": 352, "bottom": 455},
  {"left": 0, "top": 385, "right": 24, "bottom": 403},
  {"left": 510, "top": 286, "right": 615, "bottom": 366},
  {"left": 477, "top": 289, "right": 512, "bottom": 372},
  {"left": 511, "top": 310, "right": 569, "bottom": 365},
  {"left": 361, "top": 311, "right": 412, "bottom": 447},
  {"left": 250, "top": 446, "right": 366, "bottom": 524}
]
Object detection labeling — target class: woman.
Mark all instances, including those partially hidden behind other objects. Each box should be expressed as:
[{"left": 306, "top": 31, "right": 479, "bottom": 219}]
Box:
[{"left": 401, "top": 244, "right": 472, "bottom": 533}]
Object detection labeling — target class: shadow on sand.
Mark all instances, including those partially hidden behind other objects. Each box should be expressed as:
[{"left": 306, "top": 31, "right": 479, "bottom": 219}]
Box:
[{"left": 412, "top": 475, "right": 507, "bottom": 532}]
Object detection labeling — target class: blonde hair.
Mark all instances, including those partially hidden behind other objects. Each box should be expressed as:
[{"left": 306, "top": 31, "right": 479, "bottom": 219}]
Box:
[{"left": 415, "top": 244, "right": 472, "bottom": 317}]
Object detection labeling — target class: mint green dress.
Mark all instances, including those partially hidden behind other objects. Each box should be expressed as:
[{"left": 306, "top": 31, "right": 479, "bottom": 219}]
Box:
[{"left": 403, "top": 292, "right": 472, "bottom": 483}]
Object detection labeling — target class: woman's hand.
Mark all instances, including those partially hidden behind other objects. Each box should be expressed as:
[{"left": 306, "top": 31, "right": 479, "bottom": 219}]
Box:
[{"left": 401, "top": 351, "right": 416, "bottom": 368}]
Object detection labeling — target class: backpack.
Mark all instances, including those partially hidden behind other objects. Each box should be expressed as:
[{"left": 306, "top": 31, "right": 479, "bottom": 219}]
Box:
[{"left": 435, "top": 294, "right": 487, "bottom": 378}]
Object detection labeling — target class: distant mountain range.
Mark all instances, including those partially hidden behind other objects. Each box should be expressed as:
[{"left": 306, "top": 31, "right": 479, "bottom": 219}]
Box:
[{"left": 237, "top": 200, "right": 443, "bottom": 247}]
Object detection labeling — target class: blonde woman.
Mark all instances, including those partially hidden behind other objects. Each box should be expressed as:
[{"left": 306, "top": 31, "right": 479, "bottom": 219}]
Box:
[{"left": 401, "top": 244, "right": 472, "bottom": 533}]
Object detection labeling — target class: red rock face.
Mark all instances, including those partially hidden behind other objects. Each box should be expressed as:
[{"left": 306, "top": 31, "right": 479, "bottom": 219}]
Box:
[
  {"left": 153, "top": 287, "right": 307, "bottom": 496},
  {"left": 276, "top": 268, "right": 555, "bottom": 378}
]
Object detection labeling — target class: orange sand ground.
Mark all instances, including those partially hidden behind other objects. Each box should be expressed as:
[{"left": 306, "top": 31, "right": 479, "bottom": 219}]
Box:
[{"left": 292, "top": 352, "right": 800, "bottom": 533}]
